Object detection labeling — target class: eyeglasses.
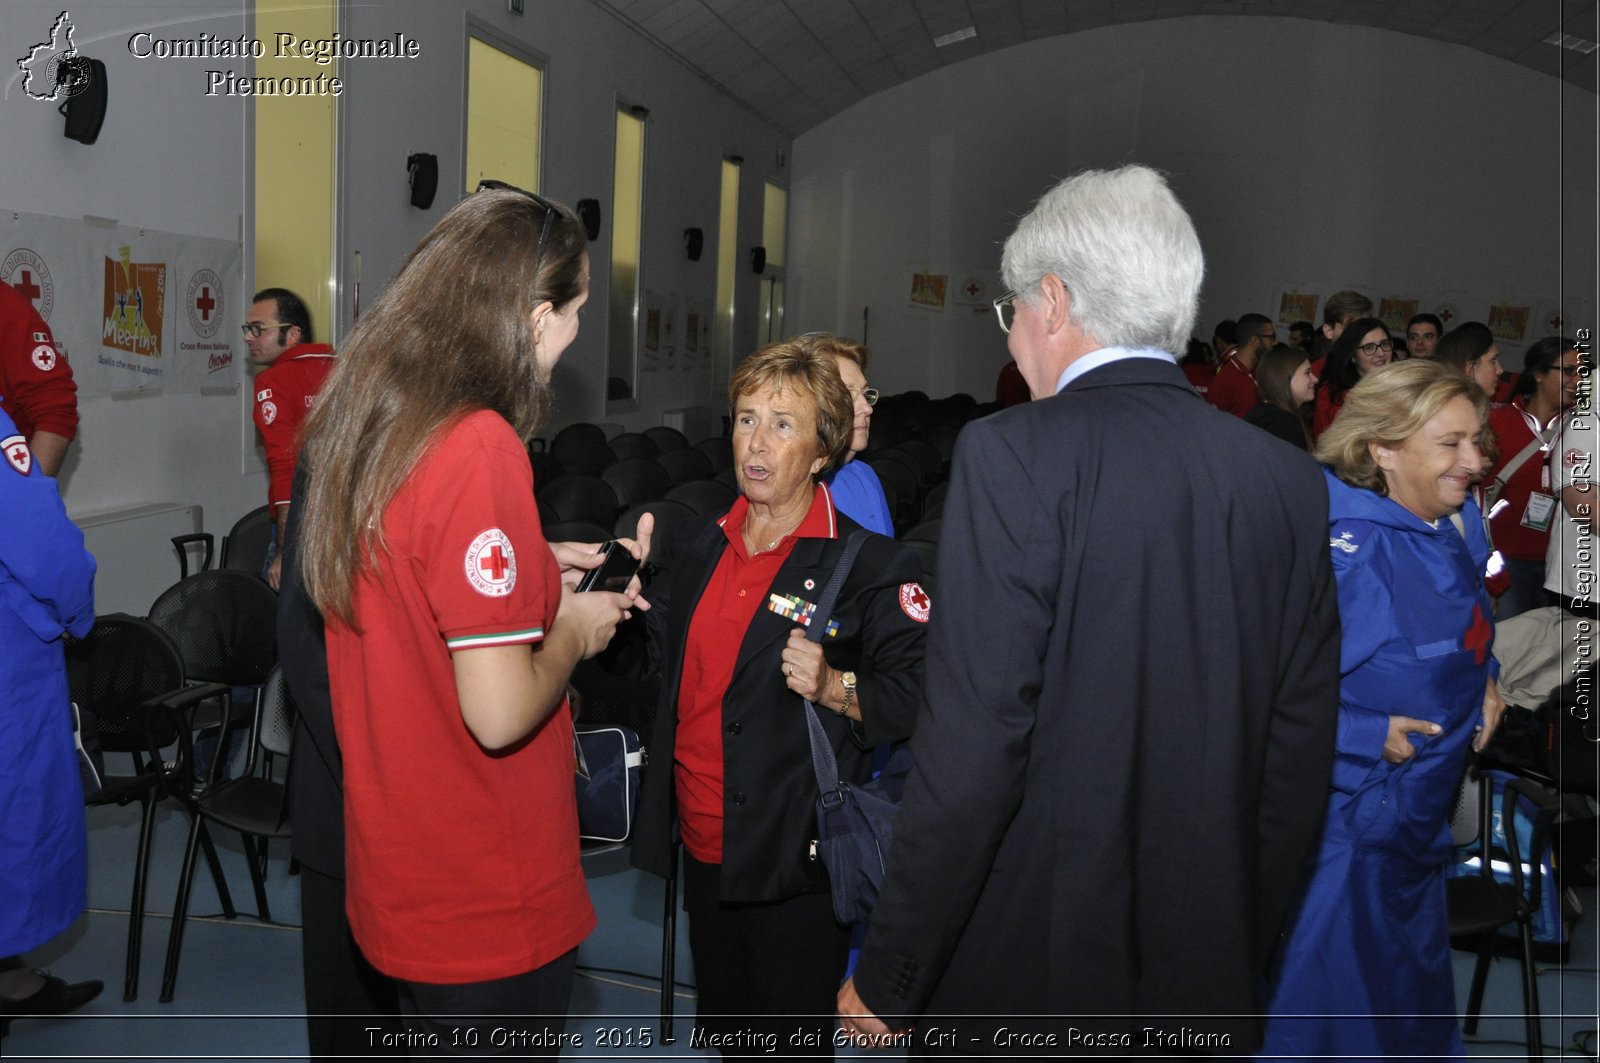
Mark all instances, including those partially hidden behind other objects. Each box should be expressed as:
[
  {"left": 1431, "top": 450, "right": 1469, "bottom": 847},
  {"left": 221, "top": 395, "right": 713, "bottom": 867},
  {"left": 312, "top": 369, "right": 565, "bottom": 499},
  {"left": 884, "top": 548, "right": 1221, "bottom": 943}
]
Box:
[
  {"left": 1357, "top": 339, "right": 1395, "bottom": 356},
  {"left": 476, "top": 179, "right": 559, "bottom": 279},
  {"left": 850, "top": 387, "right": 880, "bottom": 407},
  {"left": 993, "top": 290, "right": 1019, "bottom": 334},
  {"left": 240, "top": 321, "right": 290, "bottom": 338}
]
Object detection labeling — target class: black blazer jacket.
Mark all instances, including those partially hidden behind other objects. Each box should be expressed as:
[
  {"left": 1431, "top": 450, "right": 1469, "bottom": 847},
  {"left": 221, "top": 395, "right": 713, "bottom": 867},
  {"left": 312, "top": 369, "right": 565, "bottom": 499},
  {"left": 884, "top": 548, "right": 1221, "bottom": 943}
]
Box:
[
  {"left": 852, "top": 358, "right": 1340, "bottom": 1049},
  {"left": 631, "top": 495, "right": 928, "bottom": 903}
]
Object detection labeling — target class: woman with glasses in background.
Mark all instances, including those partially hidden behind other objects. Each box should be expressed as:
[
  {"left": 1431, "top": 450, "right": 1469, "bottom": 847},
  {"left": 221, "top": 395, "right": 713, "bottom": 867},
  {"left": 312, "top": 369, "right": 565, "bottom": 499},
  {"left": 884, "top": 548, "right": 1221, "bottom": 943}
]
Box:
[
  {"left": 296, "top": 186, "right": 645, "bottom": 1055},
  {"left": 1312, "top": 316, "right": 1394, "bottom": 438},
  {"left": 805, "top": 333, "right": 894, "bottom": 536},
  {"left": 1482, "top": 335, "right": 1583, "bottom": 617}
]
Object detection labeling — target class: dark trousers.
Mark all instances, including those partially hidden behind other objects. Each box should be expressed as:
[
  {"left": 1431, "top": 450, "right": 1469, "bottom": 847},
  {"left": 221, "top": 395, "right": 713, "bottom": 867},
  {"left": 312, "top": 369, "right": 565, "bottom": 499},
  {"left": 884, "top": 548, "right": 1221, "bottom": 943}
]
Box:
[
  {"left": 395, "top": 949, "right": 577, "bottom": 1058},
  {"left": 683, "top": 854, "right": 849, "bottom": 1060},
  {"left": 299, "top": 865, "right": 402, "bottom": 1060}
]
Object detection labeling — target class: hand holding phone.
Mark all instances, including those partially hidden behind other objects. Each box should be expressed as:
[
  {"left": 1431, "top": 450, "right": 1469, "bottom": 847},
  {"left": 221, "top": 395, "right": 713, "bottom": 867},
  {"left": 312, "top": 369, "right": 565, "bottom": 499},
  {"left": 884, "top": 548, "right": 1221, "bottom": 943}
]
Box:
[{"left": 574, "top": 540, "right": 642, "bottom": 593}]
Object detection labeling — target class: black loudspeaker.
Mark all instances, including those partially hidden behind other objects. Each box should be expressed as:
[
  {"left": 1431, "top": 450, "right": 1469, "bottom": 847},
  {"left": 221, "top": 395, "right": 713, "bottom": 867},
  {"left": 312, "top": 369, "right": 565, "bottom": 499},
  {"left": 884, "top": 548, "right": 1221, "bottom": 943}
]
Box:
[
  {"left": 750, "top": 246, "right": 766, "bottom": 275},
  {"left": 58, "top": 56, "right": 107, "bottom": 145},
  {"left": 407, "top": 153, "right": 438, "bottom": 209},
  {"left": 683, "top": 227, "right": 704, "bottom": 261},
  {"left": 576, "top": 199, "right": 602, "bottom": 241}
]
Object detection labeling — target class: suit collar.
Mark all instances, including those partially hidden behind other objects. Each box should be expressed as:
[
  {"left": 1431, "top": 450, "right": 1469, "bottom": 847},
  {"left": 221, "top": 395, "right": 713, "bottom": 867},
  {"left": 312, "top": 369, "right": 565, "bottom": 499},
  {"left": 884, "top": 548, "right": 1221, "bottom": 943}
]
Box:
[{"left": 1060, "top": 354, "right": 1199, "bottom": 397}]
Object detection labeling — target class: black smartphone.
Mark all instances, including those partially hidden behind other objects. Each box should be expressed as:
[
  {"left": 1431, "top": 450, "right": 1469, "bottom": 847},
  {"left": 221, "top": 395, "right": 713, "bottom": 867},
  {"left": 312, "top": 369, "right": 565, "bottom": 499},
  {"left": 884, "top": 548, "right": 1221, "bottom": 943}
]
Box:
[{"left": 574, "top": 539, "right": 641, "bottom": 593}]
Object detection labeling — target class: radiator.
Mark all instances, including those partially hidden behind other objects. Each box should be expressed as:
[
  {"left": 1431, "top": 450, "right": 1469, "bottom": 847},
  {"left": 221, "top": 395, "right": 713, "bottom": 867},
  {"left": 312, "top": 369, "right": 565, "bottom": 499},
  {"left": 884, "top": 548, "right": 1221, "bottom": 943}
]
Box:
[{"left": 73, "top": 502, "right": 201, "bottom": 616}]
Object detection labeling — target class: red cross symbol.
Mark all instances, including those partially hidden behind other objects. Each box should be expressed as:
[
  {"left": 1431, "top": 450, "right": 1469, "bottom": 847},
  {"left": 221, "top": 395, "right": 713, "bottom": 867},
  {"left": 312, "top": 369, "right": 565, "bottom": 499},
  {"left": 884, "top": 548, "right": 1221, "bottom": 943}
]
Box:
[
  {"left": 908, "top": 586, "right": 929, "bottom": 612},
  {"left": 964, "top": 282, "right": 979, "bottom": 297},
  {"left": 479, "top": 544, "right": 510, "bottom": 581},
  {"left": 1463, "top": 602, "right": 1492, "bottom": 666},
  {"left": 1548, "top": 313, "right": 1564, "bottom": 331},
  {"left": 9, "top": 444, "right": 26, "bottom": 464},
  {"left": 15, "top": 270, "right": 42, "bottom": 305},
  {"left": 195, "top": 286, "right": 216, "bottom": 320},
  {"left": 1439, "top": 307, "right": 1454, "bottom": 324}
]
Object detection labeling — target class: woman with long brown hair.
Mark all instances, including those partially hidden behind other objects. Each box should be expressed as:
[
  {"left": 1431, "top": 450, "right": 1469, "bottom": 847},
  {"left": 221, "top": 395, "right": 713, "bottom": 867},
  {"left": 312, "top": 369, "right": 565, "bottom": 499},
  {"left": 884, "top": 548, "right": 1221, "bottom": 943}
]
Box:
[
  {"left": 297, "top": 187, "right": 639, "bottom": 1053},
  {"left": 1245, "top": 343, "right": 1316, "bottom": 450}
]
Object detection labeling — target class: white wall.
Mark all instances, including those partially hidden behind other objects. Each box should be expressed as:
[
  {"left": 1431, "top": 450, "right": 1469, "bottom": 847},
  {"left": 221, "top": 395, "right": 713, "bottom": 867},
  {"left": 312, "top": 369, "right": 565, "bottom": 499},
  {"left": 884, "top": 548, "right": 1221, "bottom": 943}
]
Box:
[
  {"left": 335, "top": 0, "right": 791, "bottom": 435},
  {"left": 788, "top": 16, "right": 1600, "bottom": 400},
  {"left": 1, "top": 0, "right": 254, "bottom": 536},
  {"left": 1, "top": 0, "right": 789, "bottom": 609}
]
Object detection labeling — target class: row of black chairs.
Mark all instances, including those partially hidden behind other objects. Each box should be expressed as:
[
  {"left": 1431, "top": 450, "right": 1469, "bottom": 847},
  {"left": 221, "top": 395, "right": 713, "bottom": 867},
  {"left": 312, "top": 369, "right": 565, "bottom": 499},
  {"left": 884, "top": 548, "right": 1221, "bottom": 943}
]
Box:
[{"left": 71, "top": 532, "right": 286, "bottom": 1004}]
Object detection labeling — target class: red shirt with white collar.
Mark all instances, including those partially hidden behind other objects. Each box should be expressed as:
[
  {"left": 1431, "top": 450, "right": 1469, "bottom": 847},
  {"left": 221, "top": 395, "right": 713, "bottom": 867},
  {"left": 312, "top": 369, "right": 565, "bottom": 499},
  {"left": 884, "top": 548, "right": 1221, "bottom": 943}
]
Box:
[
  {"left": 326, "top": 410, "right": 593, "bottom": 983},
  {"left": 674, "top": 482, "right": 838, "bottom": 863},
  {"left": 1487, "top": 399, "right": 1561, "bottom": 561},
  {"left": 252, "top": 343, "right": 335, "bottom": 509}
]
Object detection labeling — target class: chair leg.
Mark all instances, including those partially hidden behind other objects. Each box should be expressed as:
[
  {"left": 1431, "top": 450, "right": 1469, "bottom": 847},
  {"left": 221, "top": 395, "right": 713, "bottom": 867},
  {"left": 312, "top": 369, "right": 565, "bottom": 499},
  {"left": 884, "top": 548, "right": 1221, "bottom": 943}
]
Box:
[
  {"left": 1517, "top": 920, "right": 1542, "bottom": 1063},
  {"left": 239, "top": 833, "right": 271, "bottom": 922},
  {"left": 197, "top": 819, "right": 236, "bottom": 919},
  {"left": 660, "top": 841, "right": 678, "bottom": 1045},
  {"left": 122, "top": 793, "right": 160, "bottom": 1002},
  {"left": 159, "top": 814, "right": 206, "bottom": 1003},
  {"left": 1462, "top": 931, "right": 1495, "bottom": 1035}
]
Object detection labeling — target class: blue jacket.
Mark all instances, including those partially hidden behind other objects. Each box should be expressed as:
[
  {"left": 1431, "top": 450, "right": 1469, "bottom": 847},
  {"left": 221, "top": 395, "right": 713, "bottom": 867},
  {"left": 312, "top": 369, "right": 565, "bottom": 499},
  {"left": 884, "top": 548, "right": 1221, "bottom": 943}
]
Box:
[{"left": 0, "top": 403, "right": 96, "bottom": 955}]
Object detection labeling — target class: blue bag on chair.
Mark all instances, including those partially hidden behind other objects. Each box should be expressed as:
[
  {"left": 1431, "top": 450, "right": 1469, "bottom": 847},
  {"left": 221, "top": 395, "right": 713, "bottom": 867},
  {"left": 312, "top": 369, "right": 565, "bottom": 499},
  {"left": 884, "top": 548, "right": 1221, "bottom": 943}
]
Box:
[{"left": 574, "top": 724, "right": 645, "bottom": 843}]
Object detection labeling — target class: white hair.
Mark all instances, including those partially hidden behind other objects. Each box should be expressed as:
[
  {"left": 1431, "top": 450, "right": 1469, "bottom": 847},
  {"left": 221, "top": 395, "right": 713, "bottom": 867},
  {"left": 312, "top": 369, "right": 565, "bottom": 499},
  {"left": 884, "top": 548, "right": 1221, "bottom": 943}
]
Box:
[{"left": 1000, "top": 165, "right": 1204, "bottom": 354}]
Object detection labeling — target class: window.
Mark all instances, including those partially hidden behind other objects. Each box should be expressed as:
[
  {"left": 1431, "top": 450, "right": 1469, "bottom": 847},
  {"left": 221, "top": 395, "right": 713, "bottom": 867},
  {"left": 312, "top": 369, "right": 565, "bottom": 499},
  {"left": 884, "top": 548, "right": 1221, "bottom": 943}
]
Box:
[
  {"left": 607, "top": 107, "right": 645, "bottom": 405},
  {"left": 464, "top": 35, "right": 542, "bottom": 193},
  {"left": 759, "top": 182, "right": 787, "bottom": 344},
  {"left": 714, "top": 158, "right": 741, "bottom": 397}
]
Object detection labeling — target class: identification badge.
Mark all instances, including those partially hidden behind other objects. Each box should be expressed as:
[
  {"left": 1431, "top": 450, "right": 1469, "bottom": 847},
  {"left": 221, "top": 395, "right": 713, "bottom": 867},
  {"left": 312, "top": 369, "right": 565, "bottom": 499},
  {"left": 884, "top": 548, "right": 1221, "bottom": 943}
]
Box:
[{"left": 1522, "top": 491, "right": 1556, "bottom": 532}]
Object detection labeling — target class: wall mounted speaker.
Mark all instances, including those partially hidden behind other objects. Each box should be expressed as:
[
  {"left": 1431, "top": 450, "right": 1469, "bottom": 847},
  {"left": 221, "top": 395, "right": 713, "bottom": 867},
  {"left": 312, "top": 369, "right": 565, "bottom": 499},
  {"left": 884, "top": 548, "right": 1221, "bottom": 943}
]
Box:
[
  {"left": 59, "top": 56, "right": 107, "bottom": 145},
  {"left": 576, "top": 199, "right": 602, "bottom": 241},
  {"left": 750, "top": 246, "right": 766, "bottom": 275},
  {"left": 407, "top": 153, "right": 438, "bottom": 209},
  {"left": 683, "top": 227, "right": 704, "bottom": 261}
]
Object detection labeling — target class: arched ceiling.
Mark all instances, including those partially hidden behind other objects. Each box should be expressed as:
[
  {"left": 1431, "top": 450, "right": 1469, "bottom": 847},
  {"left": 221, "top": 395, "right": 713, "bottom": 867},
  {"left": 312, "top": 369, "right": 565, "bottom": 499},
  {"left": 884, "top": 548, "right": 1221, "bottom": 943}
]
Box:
[{"left": 593, "top": 0, "right": 1598, "bottom": 135}]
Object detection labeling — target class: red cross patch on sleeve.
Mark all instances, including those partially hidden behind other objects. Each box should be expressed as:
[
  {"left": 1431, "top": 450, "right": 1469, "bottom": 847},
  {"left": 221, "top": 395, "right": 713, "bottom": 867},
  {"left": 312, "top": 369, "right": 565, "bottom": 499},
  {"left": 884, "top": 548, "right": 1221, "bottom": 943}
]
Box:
[
  {"left": 899, "top": 582, "right": 931, "bottom": 623},
  {"left": 31, "top": 344, "right": 57, "bottom": 371},
  {"left": 465, "top": 528, "right": 518, "bottom": 597},
  {"left": 3, "top": 435, "right": 33, "bottom": 476}
]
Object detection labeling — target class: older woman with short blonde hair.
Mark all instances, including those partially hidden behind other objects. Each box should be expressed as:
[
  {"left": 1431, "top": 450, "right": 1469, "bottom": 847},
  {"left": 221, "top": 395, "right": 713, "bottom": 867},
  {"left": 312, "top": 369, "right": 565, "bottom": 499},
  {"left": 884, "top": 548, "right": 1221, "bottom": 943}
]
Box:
[
  {"left": 1262, "top": 359, "right": 1506, "bottom": 1061},
  {"left": 633, "top": 338, "right": 929, "bottom": 1056}
]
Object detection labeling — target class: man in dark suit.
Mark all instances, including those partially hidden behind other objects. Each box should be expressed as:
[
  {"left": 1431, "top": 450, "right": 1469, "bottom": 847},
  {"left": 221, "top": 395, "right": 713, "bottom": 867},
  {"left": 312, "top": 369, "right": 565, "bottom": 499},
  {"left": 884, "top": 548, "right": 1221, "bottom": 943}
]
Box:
[{"left": 838, "top": 165, "right": 1340, "bottom": 1054}]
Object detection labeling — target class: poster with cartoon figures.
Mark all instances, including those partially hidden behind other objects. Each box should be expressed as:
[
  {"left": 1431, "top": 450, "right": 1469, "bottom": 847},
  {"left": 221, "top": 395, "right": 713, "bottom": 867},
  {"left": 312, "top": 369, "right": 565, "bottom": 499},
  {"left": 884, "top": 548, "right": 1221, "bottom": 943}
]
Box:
[{"left": 2, "top": 210, "right": 241, "bottom": 398}]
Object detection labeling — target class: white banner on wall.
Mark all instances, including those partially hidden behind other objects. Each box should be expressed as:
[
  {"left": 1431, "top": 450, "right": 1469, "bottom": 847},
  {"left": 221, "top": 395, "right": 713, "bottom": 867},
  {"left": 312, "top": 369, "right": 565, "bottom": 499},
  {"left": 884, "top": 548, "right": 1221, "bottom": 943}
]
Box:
[{"left": 3, "top": 210, "right": 242, "bottom": 399}]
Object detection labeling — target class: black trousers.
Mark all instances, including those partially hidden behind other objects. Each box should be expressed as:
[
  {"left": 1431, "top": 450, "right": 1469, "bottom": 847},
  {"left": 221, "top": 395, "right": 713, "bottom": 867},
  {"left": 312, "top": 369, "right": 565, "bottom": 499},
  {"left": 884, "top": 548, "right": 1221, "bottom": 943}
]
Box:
[
  {"left": 683, "top": 854, "right": 850, "bottom": 1061},
  {"left": 395, "top": 949, "right": 577, "bottom": 1058},
  {"left": 299, "top": 865, "right": 402, "bottom": 1060}
]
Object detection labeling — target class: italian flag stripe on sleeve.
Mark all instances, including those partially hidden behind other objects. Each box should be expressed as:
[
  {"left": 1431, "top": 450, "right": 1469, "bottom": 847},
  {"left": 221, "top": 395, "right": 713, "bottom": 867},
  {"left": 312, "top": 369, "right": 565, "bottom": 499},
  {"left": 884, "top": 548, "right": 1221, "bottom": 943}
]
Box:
[{"left": 445, "top": 627, "right": 545, "bottom": 650}]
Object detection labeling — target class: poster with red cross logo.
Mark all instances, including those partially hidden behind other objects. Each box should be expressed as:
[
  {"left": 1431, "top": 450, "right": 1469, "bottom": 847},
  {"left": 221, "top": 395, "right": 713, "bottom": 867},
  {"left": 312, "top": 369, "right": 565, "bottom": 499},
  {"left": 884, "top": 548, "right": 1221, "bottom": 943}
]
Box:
[{"left": 3, "top": 210, "right": 241, "bottom": 399}]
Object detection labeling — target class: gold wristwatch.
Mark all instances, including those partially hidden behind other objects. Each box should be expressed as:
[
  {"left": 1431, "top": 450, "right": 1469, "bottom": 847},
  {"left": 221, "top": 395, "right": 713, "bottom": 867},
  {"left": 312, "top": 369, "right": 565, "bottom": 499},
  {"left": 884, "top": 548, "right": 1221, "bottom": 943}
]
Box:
[{"left": 837, "top": 671, "right": 857, "bottom": 717}]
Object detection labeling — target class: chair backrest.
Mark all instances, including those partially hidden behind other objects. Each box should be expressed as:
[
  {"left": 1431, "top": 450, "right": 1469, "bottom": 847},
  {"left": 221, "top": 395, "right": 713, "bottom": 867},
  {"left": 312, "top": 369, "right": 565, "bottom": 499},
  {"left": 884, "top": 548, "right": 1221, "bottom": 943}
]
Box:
[
  {"left": 148, "top": 570, "right": 279, "bottom": 687},
  {"left": 693, "top": 436, "right": 734, "bottom": 473},
  {"left": 537, "top": 474, "right": 621, "bottom": 526},
  {"left": 608, "top": 431, "right": 662, "bottom": 461},
  {"left": 601, "top": 457, "right": 674, "bottom": 510},
  {"left": 529, "top": 449, "right": 566, "bottom": 489},
  {"left": 665, "top": 478, "right": 738, "bottom": 517},
  {"left": 257, "top": 665, "right": 297, "bottom": 760},
  {"left": 552, "top": 422, "right": 607, "bottom": 451},
  {"left": 614, "top": 497, "right": 697, "bottom": 544},
  {"left": 67, "top": 613, "right": 189, "bottom": 754},
  {"left": 884, "top": 439, "right": 942, "bottom": 485},
  {"left": 220, "top": 505, "right": 275, "bottom": 577},
  {"left": 657, "top": 447, "right": 714, "bottom": 485},
  {"left": 643, "top": 425, "right": 690, "bottom": 453},
  {"left": 543, "top": 520, "right": 614, "bottom": 544},
  {"left": 552, "top": 439, "right": 617, "bottom": 477}
]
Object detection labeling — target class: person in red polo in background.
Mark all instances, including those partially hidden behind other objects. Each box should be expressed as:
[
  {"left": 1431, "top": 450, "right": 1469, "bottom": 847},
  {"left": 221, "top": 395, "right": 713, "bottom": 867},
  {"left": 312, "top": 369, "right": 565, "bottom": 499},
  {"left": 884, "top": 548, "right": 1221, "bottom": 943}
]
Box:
[
  {"left": 1, "top": 280, "right": 77, "bottom": 477},
  {"left": 1207, "top": 312, "right": 1275, "bottom": 417},
  {"left": 246, "top": 287, "right": 335, "bottom": 590}
]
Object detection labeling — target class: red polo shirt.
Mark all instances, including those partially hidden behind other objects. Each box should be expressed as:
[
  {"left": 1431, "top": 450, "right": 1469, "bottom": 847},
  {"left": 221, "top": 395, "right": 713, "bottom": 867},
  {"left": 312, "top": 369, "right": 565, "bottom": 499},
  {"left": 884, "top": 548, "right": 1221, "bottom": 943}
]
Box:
[
  {"left": 1205, "top": 355, "right": 1258, "bottom": 418},
  {"left": 675, "top": 482, "right": 838, "bottom": 863},
  {"left": 1487, "top": 400, "right": 1560, "bottom": 561},
  {"left": 252, "top": 343, "right": 336, "bottom": 509}
]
